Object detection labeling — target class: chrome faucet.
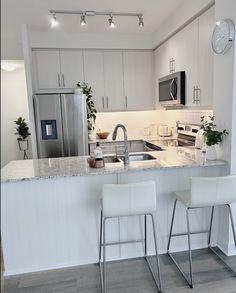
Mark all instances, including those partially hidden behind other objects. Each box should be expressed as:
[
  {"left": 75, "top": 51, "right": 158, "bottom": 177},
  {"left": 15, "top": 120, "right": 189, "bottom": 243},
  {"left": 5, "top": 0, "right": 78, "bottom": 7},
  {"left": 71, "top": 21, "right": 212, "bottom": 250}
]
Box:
[{"left": 112, "top": 124, "right": 129, "bottom": 165}]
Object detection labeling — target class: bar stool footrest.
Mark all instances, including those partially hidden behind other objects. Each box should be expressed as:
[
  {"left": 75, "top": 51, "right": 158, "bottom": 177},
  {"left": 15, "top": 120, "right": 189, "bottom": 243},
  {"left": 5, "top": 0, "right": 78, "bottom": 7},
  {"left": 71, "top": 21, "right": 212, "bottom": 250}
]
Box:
[
  {"left": 208, "top": 246, "right": 236, "bottom": 277},
  {"left": 167, "top": 252, "right": 193, "bottom": 288}
]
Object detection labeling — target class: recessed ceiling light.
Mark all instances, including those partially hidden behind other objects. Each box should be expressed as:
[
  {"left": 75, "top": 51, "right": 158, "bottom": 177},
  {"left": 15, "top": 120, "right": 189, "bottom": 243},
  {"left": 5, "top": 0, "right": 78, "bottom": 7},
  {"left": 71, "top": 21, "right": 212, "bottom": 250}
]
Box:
[
  {"left": 80, "top": 14, "right": 87, "bottom": 26},
  {"left": 108, "top": 15, "right": 116, "bottom": 28},
  {"left": 1, "top": 62, "right": 17, "bottom": 71},
  {"left": 50, "top": 12, "right": 60, "bottom": 28}
]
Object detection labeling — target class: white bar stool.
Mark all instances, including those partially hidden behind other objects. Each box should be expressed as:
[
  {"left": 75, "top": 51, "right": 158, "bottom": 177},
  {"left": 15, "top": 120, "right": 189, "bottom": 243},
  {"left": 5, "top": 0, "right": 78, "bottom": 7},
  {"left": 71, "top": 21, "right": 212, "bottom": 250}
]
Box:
[
  {"left": 99, "top": 181, "right": 162, "bottom": 293},
  {"left": 167, "top": 175, "right": 236, "bottom": 288}
]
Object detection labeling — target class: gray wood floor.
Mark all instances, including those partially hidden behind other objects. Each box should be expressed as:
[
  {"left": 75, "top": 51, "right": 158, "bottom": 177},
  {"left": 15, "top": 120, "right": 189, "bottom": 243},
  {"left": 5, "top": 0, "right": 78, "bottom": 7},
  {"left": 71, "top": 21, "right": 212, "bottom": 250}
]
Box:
[{"left": 1, "top": 248, "right": 236, "bottom": 293}]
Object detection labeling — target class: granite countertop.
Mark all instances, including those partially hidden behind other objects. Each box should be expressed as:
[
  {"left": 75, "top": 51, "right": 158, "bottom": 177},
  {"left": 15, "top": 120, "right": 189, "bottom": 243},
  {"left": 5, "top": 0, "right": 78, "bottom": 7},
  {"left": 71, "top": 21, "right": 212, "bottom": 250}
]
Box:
[{"left": 1, "top": 147, "right": 227, "bottom": 183}]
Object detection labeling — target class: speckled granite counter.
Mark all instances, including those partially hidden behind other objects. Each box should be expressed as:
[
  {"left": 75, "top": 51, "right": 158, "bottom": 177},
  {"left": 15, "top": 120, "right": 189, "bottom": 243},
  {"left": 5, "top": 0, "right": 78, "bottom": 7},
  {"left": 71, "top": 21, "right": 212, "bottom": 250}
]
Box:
[{"left": 1, "top": 147, "right": 227, "bottom": 183}]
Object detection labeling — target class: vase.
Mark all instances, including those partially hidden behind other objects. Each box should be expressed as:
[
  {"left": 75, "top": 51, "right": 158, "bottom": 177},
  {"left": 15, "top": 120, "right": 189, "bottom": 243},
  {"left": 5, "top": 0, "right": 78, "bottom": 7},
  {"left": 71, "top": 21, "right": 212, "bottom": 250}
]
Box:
[
  {"left": 88, "top": 130, "right": 96, "bottom": 141},
  {"left": 18, "top": 140, "right": 29, "bottom": 151},
  {"left": 206, "top": 145, "right": 217, "bottom": 160}
]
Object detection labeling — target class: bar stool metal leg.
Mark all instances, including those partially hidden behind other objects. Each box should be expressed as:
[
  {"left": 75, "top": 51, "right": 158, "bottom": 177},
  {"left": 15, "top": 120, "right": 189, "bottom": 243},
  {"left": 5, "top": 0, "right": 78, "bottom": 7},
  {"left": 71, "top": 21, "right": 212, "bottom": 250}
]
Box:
[
  {"left": 228, "top": 204, "right": 236, "bottom": 249},
  {"left": 208, "top": 204, "right": 236, "bottom": 277},
  {"left": 167, "top": 200, "right": 194, "bottom": 288},
  {"left": 144, "top": 214, "right": 162, "bottom": 293},
  {"left": 186, "top": 208, "right": 193, "bottom": 288}
]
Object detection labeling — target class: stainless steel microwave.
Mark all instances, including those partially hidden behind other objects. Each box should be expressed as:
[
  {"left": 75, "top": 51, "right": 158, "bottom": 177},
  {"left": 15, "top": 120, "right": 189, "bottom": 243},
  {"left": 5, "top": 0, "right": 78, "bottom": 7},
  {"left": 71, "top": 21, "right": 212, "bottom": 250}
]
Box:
[{"left": 158, "top": 71, "right": 185, "bottom": 106}]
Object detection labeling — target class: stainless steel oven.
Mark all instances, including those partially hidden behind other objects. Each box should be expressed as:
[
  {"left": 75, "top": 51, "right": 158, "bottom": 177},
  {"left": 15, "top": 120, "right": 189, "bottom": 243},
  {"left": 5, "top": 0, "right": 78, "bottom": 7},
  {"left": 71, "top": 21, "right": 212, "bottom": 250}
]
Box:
[{"left": 159, "top": 71, "right": 185, "bottom": 106}]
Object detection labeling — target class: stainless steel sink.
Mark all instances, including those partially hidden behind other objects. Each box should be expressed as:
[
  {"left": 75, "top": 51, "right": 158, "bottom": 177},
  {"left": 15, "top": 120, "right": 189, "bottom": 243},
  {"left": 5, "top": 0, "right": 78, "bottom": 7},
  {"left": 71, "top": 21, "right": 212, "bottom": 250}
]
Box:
[
  {"left": 128, "top": 153, "right": 156, "bottom": 161},
  {"left": 103, "top": 156, "right": 121, "bottom": 163}
]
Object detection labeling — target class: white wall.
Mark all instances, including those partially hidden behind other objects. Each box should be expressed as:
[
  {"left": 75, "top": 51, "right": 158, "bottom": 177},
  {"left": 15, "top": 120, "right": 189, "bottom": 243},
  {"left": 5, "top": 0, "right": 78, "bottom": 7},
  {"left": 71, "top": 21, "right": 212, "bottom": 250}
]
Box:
[
  {"left": 213, "top": 0, "right": 236, "bottom": 173},
  {"left": 1, "top": 66, "right": 32, "bottom": 167},
  {"left": 29, "top": 32, "right": 153, "bottom": 50},
  {"left": 152, "top": 0, "right": 214, "bottom": 48}
]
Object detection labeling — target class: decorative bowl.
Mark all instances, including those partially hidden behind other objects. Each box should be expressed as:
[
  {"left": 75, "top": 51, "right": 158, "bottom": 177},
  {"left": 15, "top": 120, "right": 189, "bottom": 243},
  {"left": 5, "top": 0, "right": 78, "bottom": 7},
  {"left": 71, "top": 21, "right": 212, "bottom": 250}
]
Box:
[{"left": 96, "top": 132, "right": 110, "bottom": 139}]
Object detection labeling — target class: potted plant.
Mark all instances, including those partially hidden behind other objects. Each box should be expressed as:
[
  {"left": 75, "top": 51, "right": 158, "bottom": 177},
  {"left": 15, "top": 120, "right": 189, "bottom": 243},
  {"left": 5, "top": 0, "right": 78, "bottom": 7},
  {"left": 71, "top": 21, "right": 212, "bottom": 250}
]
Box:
[
  {"left": 200, "top": 116, "right": 228, "bottom": 160},
  {"left": 14, "top": 117, "right": 31, "bottom": 159},
  {"left": 76, "top": 82, "right": 97, "bottom": 140}
]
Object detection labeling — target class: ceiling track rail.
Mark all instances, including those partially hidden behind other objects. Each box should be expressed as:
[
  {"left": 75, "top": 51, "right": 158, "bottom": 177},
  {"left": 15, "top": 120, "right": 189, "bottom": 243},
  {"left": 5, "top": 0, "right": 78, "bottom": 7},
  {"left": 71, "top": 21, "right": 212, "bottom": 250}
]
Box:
[{"left": 49, "top": 10, "right": 143, "bottom": 17}]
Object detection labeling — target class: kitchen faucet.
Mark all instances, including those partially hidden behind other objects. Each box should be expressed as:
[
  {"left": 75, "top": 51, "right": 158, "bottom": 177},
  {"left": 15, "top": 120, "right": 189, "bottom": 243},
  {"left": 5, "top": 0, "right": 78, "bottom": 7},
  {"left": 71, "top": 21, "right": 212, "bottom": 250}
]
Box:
[{"left": 112, "top": 124, "right": 129, "bottom": 165}]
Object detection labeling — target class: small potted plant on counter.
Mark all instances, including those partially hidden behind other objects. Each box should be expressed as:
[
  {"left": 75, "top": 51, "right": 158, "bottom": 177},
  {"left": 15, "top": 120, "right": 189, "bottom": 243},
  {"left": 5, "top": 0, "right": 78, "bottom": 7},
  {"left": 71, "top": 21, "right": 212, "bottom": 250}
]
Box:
[
  {"left": 201, "top": 116, "right": 228, "bottom": 160},
  {"left": 14, "top": 117, "right": 31, "bottom": 159},
  {"left": 76, "top": 82, "right": 97, "bottom": 140}
]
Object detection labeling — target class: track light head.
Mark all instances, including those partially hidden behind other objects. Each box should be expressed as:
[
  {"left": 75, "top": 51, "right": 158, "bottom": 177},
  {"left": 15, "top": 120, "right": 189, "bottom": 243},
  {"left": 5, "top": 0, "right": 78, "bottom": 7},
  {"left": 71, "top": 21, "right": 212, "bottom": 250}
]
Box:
[
  {"left": 80, "top": 14, "right": 87, "bottom": 26},
  {"left": 108, "top": 15, "right": 116, "bottom": 28},
  {"left": 138, "top": 15, "right": 144, "bottom": 28},
  {"left": 50, "top": 12, "right": 60, "bottom": 28}
]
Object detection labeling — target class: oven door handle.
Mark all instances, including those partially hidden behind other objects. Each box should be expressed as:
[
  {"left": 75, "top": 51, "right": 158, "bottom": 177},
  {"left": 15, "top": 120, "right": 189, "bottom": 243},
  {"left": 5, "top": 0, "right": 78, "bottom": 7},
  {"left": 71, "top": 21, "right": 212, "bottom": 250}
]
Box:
[{"left": 170, "top": 79, "right": 175, "bottom": 100}]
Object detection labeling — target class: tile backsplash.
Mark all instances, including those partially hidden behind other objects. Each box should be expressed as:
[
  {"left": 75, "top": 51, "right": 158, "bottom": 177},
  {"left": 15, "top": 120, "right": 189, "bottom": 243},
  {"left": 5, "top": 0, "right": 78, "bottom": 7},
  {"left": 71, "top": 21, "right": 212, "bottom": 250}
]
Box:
[{"left": 94, "top": 109, "right": 213, "bottom": 138}]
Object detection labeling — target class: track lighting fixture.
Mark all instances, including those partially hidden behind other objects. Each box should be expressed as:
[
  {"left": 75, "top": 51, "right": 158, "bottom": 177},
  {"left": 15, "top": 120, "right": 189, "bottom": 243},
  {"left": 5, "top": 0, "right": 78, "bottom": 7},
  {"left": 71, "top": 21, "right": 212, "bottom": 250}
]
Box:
[
  {"left": 138, "top": 15, "right": 144, "bottom": 27},
  {"left": 49, "top": 10, "right": 144, "bottom": 29},
  {"left": 80, "top": 14, "right": 87, "bottom": 26},
  {"left": 108, "top": 15, "right": 116, "bottom": 28},
  {"left": 50, "top": 12, "right": 60, "bottom": 28}
]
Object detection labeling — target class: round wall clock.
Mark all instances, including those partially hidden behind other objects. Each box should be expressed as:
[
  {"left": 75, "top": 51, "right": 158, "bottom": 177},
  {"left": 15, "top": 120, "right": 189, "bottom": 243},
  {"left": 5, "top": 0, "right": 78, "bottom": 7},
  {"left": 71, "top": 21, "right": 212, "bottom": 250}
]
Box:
[{"left": 211, "top": 19, "right": 235, "bottom": 54}]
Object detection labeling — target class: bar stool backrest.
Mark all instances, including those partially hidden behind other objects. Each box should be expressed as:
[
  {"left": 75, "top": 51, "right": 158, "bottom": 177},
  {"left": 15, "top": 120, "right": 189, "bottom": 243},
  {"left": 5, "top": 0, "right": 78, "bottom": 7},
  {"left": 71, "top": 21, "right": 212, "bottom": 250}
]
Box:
[
  {"left": 102, "top": 181, "right": 156, "bottom": 218},
  {"left": 191, "top": 175, "right": 236, "bottom": 207}
]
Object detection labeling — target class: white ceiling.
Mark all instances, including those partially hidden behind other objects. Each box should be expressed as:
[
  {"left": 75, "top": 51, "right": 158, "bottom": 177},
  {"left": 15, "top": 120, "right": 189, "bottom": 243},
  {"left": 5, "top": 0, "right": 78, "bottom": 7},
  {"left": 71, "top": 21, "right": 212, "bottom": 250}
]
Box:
[{"left": 1, "top": 0, "right": 185, "bottom": 58}]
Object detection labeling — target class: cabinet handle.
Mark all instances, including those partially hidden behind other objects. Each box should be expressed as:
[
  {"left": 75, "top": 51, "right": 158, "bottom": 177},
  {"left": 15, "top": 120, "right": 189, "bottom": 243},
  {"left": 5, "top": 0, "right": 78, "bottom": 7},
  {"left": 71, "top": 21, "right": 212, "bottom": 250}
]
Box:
[
  {"left": 125, "top": 96, "right": 128, "bottom": 108},
  {"left": 62, "top": 74, "right": 65, "bottom": 87},
  {"left": 170, "top": 59, "right": 172, "bottom": 74},
  {"left": 58, "top": 74, "right": 61, "bottom": 87},
  {"left": 106, "top": 96, "right": 109, "bottom": 108},
  {"left": 193, "top": 86, "right": 196, "bottom": 104},
  {"left": 173, "top": 59, "right": 175, "bottom": 73},
  {"left": 196, "top": 86, "right": 200, "bottom": 104},
  {"left": 102, "top": 96, "right": 105, "bottom": 108}
]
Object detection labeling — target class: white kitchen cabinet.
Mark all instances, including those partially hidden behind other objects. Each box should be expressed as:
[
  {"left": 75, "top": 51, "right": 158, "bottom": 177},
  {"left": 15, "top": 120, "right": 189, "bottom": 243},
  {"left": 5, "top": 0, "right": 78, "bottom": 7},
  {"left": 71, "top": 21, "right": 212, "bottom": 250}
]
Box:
[
  {"left": 123, "top": 51, "right": 155, "bottom": 110},
  {"left": 34, "top": 50, "right": 61, "bottom": 89},
  {"left": 103, "top": 51, "right": 125, "bottom": 111},
  {"left": 154, "top": 7, "right": 214, "bottom": 108},
  {"left": 83, "top": 50, "right": 105, "bottom": 111},
  {"left": 197, "top": 7, "right": 214, "bottom": 106},
  {"left": 174, "top": 19, "right": 198, "bottom": 106},
  {"left": 60, "top": 50, "right": 84, "bottom": 88}
]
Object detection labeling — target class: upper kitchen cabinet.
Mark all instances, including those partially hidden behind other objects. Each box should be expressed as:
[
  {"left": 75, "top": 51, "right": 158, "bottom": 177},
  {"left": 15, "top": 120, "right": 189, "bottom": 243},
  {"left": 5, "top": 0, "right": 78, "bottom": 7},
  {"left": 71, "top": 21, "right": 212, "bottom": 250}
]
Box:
[
  {"left": 33, "top": 49, "right": 84, "bottom": 90},
  {"left": 197, "top": 7, "right": 214, "bottom": 107},
  {"left": 154, "top": 7, "right": 214, "bottom": 108},
  {"left": 83, "top": 50, "right": 105, "bottom": 111},
  {"left": 174, "top": 19, "right": 198, "bottom": 106},
  {"left": 123, "top": 51, "right": 155, "bottom": 110},
  {"left": 103, "top": 51, "right": 125, "bottom": 111},
  {"left": 33, "top": 50, "right": 61, "bottom": 89},
  {"left": 60, "top": 50, "right": 84, "bottom": 88}
]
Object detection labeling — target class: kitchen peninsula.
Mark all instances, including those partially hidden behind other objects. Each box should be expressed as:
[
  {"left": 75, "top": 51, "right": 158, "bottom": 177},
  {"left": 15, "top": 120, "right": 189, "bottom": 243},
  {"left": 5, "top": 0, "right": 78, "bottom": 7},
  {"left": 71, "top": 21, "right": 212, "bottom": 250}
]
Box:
[{"left": 1, "top": 148, "right": 229, "bottom": 276}]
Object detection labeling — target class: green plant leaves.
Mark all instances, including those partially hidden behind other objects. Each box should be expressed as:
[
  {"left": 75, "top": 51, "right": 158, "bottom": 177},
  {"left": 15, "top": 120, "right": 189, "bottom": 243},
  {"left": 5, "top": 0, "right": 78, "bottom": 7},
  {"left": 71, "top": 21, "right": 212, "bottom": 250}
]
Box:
[
  {"left": 201, "top": 116, "right": 228, "bottom": 146},
  {"left": 14, "top": 117, "right": 31, "bottom": 141},
  {"left": 77, "top": 82, "right": 97, "bottom": 130}
]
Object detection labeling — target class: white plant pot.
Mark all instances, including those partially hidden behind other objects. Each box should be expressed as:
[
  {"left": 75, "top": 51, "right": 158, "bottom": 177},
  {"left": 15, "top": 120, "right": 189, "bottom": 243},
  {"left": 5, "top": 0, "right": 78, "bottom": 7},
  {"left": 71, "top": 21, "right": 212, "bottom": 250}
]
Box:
[
  {"left": 18, "top": 140, "right": 29, "bottom": 151},
  {"left": 206, "top": 145, "right": 217, "bottom": 160},
  {"left": 88, "top": 130, "right": 96, "bottom": 141}
]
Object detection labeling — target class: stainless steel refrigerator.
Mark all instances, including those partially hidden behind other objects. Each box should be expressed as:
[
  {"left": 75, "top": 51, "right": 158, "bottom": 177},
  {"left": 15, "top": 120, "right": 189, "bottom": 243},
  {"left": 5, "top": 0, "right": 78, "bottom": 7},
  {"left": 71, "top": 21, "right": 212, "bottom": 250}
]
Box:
[{"left": 34, "top": 93, "right": 88, "bottom": 158}]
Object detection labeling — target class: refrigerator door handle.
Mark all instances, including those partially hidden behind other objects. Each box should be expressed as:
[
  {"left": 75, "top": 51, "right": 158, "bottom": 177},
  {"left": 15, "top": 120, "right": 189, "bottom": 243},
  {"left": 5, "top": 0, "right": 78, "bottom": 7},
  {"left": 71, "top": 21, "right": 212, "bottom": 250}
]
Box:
[
  {"left": 60, "top": 94, "right": 71, "bottom": 157},
  {"left": 58, "top": 96, "right": 65, "bottom": 156}
]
